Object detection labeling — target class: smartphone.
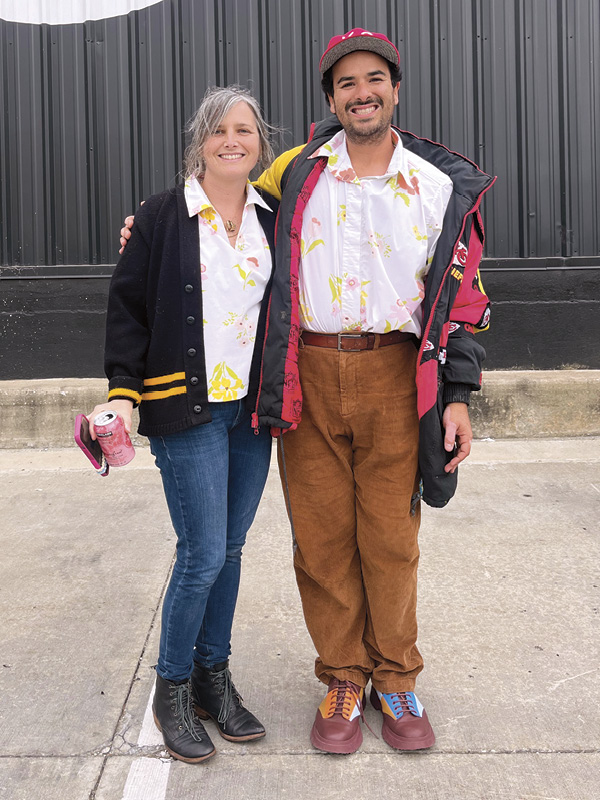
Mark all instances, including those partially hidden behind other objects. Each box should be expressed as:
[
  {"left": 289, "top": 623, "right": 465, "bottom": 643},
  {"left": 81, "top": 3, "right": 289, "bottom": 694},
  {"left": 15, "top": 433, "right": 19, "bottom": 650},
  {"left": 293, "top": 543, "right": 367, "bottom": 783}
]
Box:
[{"left": 74, "top": 414, "right": 109, "bottom": 476}]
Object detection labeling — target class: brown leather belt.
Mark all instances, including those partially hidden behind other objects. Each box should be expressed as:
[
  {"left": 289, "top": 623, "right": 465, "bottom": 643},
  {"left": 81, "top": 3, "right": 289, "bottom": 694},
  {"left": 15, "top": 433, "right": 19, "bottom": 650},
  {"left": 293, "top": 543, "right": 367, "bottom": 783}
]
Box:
[{"left": 300, "top": 330, "right": 414, "bottom": 351}]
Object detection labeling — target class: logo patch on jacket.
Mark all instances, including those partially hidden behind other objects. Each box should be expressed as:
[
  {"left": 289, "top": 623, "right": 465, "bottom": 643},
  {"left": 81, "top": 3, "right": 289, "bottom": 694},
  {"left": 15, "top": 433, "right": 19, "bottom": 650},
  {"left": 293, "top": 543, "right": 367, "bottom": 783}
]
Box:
[
  {"left": 453, "top": 241, "right": 468, "bottom": 267},
  {"left": 448, "top": 322, "right": 460, "bottom": 334}
]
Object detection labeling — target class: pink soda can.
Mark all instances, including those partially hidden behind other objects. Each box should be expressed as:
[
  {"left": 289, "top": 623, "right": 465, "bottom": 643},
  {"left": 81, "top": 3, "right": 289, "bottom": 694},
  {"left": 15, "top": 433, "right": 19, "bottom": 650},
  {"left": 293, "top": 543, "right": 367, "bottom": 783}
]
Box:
[{"left": 93, "top": 411, "right": 135, "bottom": 466}]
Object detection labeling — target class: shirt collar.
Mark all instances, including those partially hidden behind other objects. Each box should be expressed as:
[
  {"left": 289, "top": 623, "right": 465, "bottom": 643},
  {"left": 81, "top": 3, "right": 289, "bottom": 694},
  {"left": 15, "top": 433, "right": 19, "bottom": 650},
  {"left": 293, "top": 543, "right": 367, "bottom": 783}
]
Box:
[
  {"left": 309, "top": 128, "right": 409, "bottom": 183},
  {"left": 184, "top": 175, "right": 273, "bottom": 218}
]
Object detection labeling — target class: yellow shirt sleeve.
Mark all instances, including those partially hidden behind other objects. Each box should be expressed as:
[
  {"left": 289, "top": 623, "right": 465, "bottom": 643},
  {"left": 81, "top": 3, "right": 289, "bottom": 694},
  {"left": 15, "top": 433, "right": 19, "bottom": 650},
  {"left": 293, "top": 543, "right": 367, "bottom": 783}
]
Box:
[{"left": 253, "top": 145, "right": 306, "bottom": 200}]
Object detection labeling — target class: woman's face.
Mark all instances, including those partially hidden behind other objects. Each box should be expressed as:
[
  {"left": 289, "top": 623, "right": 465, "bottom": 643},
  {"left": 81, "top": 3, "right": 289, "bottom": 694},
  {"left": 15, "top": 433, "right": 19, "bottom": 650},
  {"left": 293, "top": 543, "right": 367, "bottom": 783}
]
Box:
[{"left": 202, "top": 101, "right": 261, "bottom": 182}]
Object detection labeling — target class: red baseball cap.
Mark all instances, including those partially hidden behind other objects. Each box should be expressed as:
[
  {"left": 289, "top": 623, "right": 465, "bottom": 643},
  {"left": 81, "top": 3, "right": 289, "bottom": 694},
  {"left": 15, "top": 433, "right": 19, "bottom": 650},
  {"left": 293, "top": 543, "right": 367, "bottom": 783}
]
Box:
[{"left": 319, "top": 28, "right": 400, "bottom": 74}]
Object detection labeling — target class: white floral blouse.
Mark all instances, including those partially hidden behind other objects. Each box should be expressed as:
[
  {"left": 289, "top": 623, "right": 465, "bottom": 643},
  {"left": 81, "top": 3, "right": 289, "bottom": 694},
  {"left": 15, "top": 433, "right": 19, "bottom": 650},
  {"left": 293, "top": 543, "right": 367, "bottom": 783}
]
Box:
[
  {"left": 299, "top": 129, "right": 454, "bottom": 336},
  {"left": 184, "top": 177, "right": 273, "bottom": 401}
]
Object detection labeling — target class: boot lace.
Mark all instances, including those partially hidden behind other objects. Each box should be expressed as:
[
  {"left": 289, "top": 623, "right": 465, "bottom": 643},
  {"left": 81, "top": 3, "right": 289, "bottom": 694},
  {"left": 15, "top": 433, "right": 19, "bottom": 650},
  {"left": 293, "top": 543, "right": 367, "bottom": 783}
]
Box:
[
  {"left": 172, "top": 681, "right": 205, "bottom": 741},
  {"left": 211, "top": 667, "right": 243, "bottom": 724}
]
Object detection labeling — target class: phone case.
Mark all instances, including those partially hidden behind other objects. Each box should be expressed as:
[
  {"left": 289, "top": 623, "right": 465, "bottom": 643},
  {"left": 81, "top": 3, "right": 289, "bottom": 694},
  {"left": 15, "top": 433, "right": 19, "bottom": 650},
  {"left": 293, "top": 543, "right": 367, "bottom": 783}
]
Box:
[{"left": 74, "top": 414, "right": 109, "bottom": 475}]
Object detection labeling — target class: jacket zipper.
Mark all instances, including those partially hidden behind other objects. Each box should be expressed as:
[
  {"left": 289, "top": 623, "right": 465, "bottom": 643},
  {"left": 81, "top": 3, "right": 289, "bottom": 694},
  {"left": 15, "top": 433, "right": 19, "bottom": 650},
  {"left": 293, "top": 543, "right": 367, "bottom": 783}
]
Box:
[
  {"left": 253, "top": 156, "right": 325, "bottom": 432},
  {"left": 416, "top": 179, "right": 496, "bottom": 369}
]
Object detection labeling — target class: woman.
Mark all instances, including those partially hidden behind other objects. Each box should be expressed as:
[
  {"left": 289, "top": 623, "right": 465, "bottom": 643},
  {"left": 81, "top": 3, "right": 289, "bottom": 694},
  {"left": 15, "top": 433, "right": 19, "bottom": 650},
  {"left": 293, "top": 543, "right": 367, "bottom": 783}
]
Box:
[{"left": 88, "top": 86, "right": 278, "bottom": 764}]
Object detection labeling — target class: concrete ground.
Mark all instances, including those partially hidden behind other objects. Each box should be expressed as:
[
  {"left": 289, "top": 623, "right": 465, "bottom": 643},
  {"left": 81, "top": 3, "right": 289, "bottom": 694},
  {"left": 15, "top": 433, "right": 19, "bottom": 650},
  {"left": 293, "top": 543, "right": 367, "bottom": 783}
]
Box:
[{"left": 0, "top": 438, "right": 599, "bottom": 800}]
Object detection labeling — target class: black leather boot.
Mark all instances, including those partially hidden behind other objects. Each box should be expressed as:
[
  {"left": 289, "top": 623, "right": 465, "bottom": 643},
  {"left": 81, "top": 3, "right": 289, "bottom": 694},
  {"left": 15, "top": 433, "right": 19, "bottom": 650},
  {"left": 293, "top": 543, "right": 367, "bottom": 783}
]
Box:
[
  {"left": 191, "top": 660, "right": 265, "bottom": 742},
  {"left": 152, "top": 673, "right": 216, "bottom": 763}
]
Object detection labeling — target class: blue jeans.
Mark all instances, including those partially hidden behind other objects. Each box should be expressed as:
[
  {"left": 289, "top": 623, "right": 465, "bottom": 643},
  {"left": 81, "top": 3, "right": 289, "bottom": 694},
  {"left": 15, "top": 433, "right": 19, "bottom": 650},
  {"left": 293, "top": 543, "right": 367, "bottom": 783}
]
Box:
[{"left": 149, "top": 401, "right": 272, "bottom": 683}]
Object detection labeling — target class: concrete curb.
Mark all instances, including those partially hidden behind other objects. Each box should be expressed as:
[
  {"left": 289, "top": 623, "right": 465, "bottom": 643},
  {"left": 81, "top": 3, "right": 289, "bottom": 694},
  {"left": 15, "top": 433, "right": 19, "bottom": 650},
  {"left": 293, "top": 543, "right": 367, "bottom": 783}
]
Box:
[{"left": 1, "top": 371, "right": 599, "bottom": 448}]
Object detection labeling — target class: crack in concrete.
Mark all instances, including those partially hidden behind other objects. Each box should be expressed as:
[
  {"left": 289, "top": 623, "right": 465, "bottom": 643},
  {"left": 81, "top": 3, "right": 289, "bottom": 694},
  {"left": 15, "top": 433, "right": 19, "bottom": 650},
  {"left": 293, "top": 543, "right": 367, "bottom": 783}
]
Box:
[
  {"left": 87, "top": 552, "right": 176, "bottom": 800},
  {"left": 2, "top": 748, "right": 600, "bottom": 760}
]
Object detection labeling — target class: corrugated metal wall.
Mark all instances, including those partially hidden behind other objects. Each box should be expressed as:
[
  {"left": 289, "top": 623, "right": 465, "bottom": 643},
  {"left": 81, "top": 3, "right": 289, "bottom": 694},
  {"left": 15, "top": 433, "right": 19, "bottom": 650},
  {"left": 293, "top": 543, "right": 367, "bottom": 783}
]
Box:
[
  {"left": 1, "top": 0, "right": 599, "bottom": 269},
  {"left": 1, "top": 0, "right": 599, "bottom": 377}
]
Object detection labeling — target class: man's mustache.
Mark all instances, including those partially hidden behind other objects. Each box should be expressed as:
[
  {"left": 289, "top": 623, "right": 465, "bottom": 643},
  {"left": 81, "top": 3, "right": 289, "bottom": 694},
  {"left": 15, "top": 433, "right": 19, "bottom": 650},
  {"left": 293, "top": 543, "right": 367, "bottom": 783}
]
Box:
[{"left": 345, "top": 97, "right": 383, "bottom": 112}]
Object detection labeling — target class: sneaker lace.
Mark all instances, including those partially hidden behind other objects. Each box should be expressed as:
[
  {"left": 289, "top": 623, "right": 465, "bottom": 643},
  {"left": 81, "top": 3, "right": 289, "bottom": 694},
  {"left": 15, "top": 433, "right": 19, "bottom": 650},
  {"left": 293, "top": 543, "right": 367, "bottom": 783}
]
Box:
[
  {"left": 173, "top": 681, "right": 205, "bottom": 742},
  {"left": 212, "top": 667, "right": 243, "bottom": 724},
  {"left": 388, "top": 691, "right": 417, "bottom": 716},
  {"left": 331, "top": 680, "right": 378, "bottom": 738}
]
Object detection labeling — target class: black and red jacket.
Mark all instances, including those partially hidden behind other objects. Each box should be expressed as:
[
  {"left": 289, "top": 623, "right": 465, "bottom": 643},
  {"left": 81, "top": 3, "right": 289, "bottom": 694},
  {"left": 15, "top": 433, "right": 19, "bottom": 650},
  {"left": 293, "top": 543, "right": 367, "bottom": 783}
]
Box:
[{"left": 255, "top": 117, "right": 496, "bottom": 508}]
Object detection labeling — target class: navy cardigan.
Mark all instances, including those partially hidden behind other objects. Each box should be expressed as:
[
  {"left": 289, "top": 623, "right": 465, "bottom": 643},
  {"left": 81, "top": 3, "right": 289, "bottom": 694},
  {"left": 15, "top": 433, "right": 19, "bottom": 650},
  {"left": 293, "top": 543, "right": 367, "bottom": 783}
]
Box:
[{"left": 105, "top": 183, "right": 278, "bottom": 437}]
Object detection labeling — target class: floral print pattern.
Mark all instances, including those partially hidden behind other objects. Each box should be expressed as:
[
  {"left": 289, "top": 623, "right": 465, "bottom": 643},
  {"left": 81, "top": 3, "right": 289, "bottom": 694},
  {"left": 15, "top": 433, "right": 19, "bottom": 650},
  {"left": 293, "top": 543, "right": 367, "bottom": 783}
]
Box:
[
  {"left": 184, "top": 176, "right": 272, "bottom": 401},
  {"left": 300, "top": 216, "right": 324, "bottom": 258},
  {"left": 297, "top": 130, "right": 453, "bottom": 336},
  {"left": 208, "top": 362, "right": 245, "bottom": 400},
  {"left": 223, "top": 312, "right": 256, "bottom": 347}
]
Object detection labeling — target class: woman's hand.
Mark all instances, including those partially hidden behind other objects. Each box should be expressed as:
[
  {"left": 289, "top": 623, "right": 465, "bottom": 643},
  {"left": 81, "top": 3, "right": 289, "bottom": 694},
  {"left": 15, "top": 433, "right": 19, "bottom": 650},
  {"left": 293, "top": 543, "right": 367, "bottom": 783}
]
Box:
[{"left": 87, "top": 399, "right": 134, "bottom": 440}]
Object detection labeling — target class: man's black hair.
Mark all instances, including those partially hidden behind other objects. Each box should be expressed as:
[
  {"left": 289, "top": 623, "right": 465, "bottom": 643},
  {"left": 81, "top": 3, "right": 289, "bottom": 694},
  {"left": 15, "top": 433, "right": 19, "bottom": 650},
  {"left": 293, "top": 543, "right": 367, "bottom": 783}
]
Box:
[{"left": 321, "top": 59, "right": 402, "bottom": 100}]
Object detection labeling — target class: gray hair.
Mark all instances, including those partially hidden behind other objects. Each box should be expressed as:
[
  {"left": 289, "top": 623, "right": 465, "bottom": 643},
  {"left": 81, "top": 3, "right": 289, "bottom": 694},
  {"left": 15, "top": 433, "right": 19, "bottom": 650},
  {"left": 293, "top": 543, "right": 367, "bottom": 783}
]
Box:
[{"left": 183, "top": 85, "right": 275, "bottom": 178}]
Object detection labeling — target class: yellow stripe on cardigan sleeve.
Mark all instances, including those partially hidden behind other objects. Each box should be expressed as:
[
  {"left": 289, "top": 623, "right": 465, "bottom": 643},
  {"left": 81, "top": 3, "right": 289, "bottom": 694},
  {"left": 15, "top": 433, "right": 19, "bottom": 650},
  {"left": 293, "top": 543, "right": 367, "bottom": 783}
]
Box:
[
  {"left": 108, "top": 387, "right": 142, "bottom": 404},
  {"left": 141, "top": 385, "right": 187, "bottom": 401},
  {"left": 143, "top": 372, "right": 186, "bottom": 387}
]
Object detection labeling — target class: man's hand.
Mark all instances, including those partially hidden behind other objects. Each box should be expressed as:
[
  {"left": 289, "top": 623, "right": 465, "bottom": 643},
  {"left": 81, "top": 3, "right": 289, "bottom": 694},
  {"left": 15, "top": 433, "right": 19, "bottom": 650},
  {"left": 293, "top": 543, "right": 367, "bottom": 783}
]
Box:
[
  {"left": 119, "top": 215, "right": 135, "bottom": 254},
  {"left": 442, "top": 402, "right": 473, "bottom": 474},
  {"left": 118, "top": 201, "right": 145, "bottom": 253},
  {"left": 87, "top": 399, "right": 134, "bottom": 440}
]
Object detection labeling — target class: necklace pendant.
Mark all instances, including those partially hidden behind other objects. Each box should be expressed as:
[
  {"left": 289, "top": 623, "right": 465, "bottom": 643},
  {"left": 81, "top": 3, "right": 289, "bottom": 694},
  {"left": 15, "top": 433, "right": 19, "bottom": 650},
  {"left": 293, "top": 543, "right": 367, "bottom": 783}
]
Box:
[{"left": 225, "top": 219, "right": 236, "bottom": 233}]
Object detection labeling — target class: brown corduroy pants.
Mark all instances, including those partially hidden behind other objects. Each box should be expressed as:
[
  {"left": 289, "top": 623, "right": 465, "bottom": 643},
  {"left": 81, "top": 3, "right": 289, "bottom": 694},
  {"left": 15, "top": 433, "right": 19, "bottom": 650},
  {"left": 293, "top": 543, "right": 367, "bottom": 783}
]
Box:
[{"left": 279, "top": 339, "right": 423, "bottom": 693}]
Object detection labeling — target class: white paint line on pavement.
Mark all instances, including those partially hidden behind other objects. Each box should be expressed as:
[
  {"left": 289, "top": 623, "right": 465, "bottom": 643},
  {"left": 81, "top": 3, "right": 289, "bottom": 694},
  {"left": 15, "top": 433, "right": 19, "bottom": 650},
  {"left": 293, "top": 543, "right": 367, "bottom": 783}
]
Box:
[
  {"left": 121, "top": 680, "right": 171, "bottom": 800},
  {"left": 121, "top": 757, "right": 171, "bottom": 800},
  {"left": 137, "top": 682, "right": 163, "bottom": 746},
  {"left": 591, "top": 483, "right": 600, "bottom": 494}
]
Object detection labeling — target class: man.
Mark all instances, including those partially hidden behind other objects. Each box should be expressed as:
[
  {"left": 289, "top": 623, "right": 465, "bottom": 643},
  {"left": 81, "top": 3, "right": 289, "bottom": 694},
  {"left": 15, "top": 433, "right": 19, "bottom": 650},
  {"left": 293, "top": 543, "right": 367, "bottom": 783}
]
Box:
[
  {"left": 253, "top": 29, "right": 494, "bottom": 754},
  {"left": 121, "top": 28, "right": 493, "bottom": 755}
]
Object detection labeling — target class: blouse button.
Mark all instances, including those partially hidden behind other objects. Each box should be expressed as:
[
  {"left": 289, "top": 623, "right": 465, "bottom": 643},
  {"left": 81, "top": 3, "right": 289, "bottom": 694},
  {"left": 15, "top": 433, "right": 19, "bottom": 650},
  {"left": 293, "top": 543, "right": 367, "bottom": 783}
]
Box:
[
  {"left": 187, "top": 348, "right": 196, "bottom": 357},
  {"left": 184, "top": 284, "right": 194, "bottom": 293}
]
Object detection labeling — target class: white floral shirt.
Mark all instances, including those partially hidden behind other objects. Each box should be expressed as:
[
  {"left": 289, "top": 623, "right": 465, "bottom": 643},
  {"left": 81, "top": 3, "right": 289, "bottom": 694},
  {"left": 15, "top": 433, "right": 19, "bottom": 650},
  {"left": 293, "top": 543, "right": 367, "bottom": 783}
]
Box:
[
  {"left": 184, "top": 176, "right": 272, "bottom": 401},
  {"left": 299, "top": 129, "right": 454, "bottom": 335}
]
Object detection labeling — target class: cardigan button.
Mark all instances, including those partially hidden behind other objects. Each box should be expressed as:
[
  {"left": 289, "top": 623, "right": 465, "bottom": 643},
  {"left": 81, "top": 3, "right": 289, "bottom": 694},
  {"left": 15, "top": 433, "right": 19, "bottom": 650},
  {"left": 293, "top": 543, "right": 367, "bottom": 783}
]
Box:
[
  {"left": 187, "top": 348, "right": 196, "bottom": 357},
  {"left": 193, "top": 405, "right": 202, "bottom": 414},
  {"left": 186, "top": 316, "right": 195, "bottom": 325},
  {"left": 190, "top": 376, "right": 199, "bottom": 385},
  {"left": 184, "top": 284, "right": 194, "bottom": 293}
]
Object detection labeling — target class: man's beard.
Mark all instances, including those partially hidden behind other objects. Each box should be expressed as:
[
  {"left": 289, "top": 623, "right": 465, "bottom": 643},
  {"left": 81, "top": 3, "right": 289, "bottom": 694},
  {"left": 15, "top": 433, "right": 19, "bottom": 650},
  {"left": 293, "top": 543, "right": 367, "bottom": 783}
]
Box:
[{"left": 341, "top": 99, "right": 394, "bottom": 144}]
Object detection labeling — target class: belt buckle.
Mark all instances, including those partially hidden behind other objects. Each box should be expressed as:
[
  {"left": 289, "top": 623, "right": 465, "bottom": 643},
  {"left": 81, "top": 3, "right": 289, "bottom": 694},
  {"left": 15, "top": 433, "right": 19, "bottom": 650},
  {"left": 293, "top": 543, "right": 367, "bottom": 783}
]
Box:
[{"left": 337, "top": 332, "right": 367, "bottom": 351}]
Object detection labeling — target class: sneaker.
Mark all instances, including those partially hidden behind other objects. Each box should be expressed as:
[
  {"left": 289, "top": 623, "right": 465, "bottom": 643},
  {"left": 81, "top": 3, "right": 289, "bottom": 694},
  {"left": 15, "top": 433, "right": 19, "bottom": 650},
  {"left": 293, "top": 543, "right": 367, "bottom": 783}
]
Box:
[
  {"left": 369, "top": 686, "right": 435, "bottom": 750},
  {"left": 310, "top": 678, "right": 364, "bottom": 754}
]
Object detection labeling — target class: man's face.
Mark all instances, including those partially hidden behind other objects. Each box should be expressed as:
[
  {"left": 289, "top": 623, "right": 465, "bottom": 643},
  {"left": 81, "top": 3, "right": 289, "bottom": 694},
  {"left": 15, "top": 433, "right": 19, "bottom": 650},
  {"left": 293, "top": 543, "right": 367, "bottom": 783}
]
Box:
[{"left": 328, "top": 51, "right": 399, "bottom": 144}]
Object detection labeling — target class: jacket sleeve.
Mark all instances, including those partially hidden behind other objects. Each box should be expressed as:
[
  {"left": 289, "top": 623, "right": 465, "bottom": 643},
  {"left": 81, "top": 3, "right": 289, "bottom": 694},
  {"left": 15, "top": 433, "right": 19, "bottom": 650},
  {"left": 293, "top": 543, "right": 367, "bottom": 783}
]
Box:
[
  {"left": 441, "top": 209, "right": 490, "bottom": 403},
  {"left": 253, "top": 145, "right": 305, "bottom": 200},
  {"left": 104, "top": 201, "right": 157, "bottom": 406}
]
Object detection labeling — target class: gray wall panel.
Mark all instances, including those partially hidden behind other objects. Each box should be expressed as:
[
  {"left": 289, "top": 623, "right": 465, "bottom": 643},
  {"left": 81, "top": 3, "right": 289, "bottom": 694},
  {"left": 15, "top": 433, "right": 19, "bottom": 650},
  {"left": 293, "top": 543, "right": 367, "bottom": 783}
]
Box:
[
  {"left": 565, "top": 0, "right": 599, "bottom": 258},
  {"left": 479, "top": 0, "right": 520, "bottom": 258},
  {"left": 523, "top": 0, "right": 562, "bottom": 257}
]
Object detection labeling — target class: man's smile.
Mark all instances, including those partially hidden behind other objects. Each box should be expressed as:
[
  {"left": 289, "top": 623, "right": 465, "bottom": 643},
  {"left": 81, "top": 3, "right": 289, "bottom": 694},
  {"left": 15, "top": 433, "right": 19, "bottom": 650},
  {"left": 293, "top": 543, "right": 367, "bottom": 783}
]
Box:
[{"left": 348, "top": 101, "right": 382, "bottom": 118}]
